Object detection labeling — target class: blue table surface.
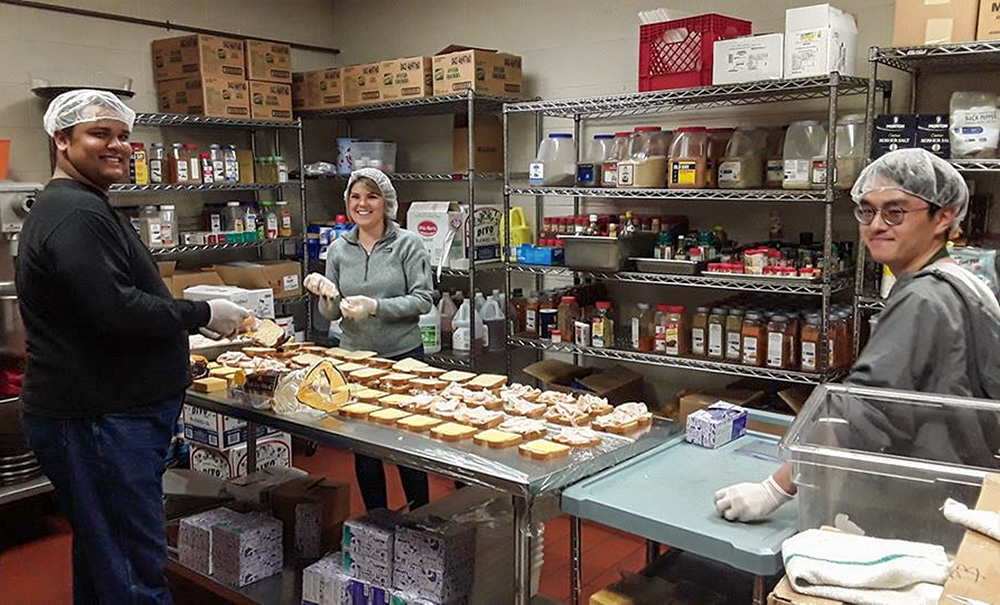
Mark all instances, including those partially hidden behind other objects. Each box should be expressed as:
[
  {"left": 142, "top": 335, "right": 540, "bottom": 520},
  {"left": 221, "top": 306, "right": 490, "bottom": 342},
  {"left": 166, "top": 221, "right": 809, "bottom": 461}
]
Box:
[{"left": 561, "top": 431, "right": 799, "bottom": 576}]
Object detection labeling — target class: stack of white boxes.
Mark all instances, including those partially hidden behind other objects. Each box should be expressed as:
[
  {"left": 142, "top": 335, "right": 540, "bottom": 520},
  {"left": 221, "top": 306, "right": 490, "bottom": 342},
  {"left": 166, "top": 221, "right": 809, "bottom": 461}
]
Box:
[
  {"left": 184, "top": 405, "right": 291, "bottom": 480},
  {"left": 211, "top": 512, "right": 284, "bottom": 587},
  {"left": 178, "top": 507, "right": 245, "bottom": 575},
  {"left": 342, "top": 511, "right": 404, "bottom": 588},
  {"left": 302, "top": 553, "right": 350, "bottom": 605},
  {"left": 392, "top": 519, "right": 475, "bottom": 604}
]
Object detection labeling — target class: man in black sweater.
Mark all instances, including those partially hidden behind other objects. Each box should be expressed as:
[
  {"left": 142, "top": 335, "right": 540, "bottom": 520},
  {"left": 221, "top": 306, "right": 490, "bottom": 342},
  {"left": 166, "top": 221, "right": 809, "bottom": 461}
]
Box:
[{"left": 17, "top": 90, "right": 249, "bottom": 604}]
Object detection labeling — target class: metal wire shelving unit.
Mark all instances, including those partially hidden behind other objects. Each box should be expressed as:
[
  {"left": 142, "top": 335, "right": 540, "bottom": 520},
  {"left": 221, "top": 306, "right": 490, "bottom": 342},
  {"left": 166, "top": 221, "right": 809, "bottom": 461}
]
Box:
[
  {"left": 307, "top": 172, "right": 503, "bottom": 182},
  {"left": 296, "top": 92, "right": 510, "bottom": 120},
  {"left": 504, "top": 73, "right": 891, "bottom": 384},
  {"left": 111, "top": 181, "right": 301, "bottom": 193},
  {"left": 147, "top": 236, "right": 301, "bottom": 257}
]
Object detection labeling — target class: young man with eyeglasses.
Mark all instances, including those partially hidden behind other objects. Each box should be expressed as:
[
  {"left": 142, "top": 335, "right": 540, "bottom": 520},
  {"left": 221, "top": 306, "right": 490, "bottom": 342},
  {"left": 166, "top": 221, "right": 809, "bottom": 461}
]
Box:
[{"left": 714, "top": 148, "right": 1000, "bottom": 523}]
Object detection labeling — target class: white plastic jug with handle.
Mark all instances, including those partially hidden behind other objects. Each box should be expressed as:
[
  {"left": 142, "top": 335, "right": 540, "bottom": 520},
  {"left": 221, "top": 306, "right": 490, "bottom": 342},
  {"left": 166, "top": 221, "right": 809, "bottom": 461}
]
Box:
[
  {"left": 783, "top": 120, "right": 826, "bottom": 190},
  {"left": 419, "top": 303, "right": 442, "bottom": 354},
  {"left": 481, "top": 298, "right": 505, "bottom": 352},
  {"left": 453, "top": 299, "right": 484, "bottom": 354}
]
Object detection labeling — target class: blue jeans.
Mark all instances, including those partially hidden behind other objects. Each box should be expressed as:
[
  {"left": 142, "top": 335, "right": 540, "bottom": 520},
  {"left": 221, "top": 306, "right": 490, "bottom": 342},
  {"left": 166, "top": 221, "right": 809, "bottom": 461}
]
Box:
[
  {"left": 355, "top": 346, "right": 429, "bottom": 512},
  {"left": 23, "top": 394, "right": 183, "bottom": 605}
]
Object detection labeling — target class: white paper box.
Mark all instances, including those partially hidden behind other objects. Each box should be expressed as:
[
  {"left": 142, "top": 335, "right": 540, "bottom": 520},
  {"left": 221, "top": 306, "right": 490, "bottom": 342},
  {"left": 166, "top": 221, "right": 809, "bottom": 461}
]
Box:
[
  {"left": 183, "top": 284, "right": 275, "bottom": 319},
  {"left": 183, "top": 404, "right": 280, "bottom": 449},
  {"left": 190, "top": 432, "right": 292, "bottom": 480},
  {"left": 178, "top": 507, "right": 245, "bottom": 575},
  {"left": 684, "top": 401, "right": 748, "bottom": 449},
  {"left": 211, "top": 512, "right": 283, "bottom": 587},
  {"left": 406, "top": 201, "right": 501, "bottom": 270},
  {"left": 713, "top": 34, "right": 784, "bottom": 85},
  {"left": 784, "top": 4, "right": 858, "bottom": 78},
  {"left": 303, "top": 552, "right": 349, "bottom": 605}
]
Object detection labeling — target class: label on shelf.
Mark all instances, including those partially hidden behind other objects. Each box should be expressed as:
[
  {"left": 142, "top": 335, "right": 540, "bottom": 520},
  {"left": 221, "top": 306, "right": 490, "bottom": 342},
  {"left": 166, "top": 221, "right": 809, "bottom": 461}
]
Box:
[
  {"left": 743, "top": 336, "right": 758, "bottom": 365},
  {"left": 525, "top": 309, "right": 537, "bottom": 333},
  {"left": 631, "top": 318, "right": 640, "bottom": 350},
  {"left": 726, "top": 332, "right": 741, "bottom": 360},
  {"left": 767, "top": 332, "right": 784, "bottom": 368},
  {"left": 602, "top": 162, "right": 618, "bottom": 186},
  {"left": 801, "top": 341, "right": 817, "bottom": 372},
  {"left": 810, "top": 160, "right": 828, "bottom": 186},
  {"left": 671, "top": 160, "right": 698, "bottom": 186},
  {"left": 718, "top": 161, "right": 741, "bottom": 183},
  {"left": 692, "top": 328, "right": 705, "bottom": 356},
  {"left": 653, "top": 325, "right": 666, "bottom": 353},
  {"left": 783, "top": 159, "right": 809, "bottom": 184},
  {"left": 708, "top": 323, "right": 723, "bottom": 357},
  {"left": 664, "top": 323, "right": 680, "bottom": 356},
  {"left": 766, "top": 160, "right": 784, "bottom": 185}
]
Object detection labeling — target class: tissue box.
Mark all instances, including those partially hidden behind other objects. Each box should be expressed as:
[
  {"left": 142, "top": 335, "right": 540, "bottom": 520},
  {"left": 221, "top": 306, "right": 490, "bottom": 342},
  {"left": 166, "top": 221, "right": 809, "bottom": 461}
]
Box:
[
  {"left": 342, "top": 510, "right": 407, "bottom": 587},
  {"left": 685, "top": 402, "right": 748, "bottom": 449},
  {"left": 211, "top": 512, "right": 283, "bottom": 587},
  {"left": 178, "top": 507, "right": 245, "bottom": 575},
  {"left": 392, "top": 519, "right": 476, "bottom": 602},
  {"left": 303, "top": 553, "right": 350, "bottom": 605},
  {"left": 344, "top": 577, "right": 392, "bottom": 605}
]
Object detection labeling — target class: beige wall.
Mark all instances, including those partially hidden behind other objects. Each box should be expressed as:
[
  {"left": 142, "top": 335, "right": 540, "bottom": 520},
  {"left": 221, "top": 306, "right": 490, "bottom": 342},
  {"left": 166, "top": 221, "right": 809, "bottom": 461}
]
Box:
[{"left": 0, "top": 0, "right": 337, "bottom": 183}]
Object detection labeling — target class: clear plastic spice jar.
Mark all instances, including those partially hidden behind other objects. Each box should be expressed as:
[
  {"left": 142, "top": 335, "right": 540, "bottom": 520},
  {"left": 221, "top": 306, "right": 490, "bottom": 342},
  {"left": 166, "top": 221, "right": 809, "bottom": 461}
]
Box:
[
  {"left": 664, "top": 305, "right": 688, "bottom": 356},
  {"left": 800, "top": 313, "right": 821, "bottom": 372},
  {"left": 766, "top": 313, "right": 793, "bottom": 369},
  {"left": 707, "top": 307, "right": 727, "bottom": 359},
  {"left": 691, "top": 306, "right": 710, "bottom": 357},
  {"left": 725, "top": 308, "right": 744, "bottom": 362},
  {"left": 741, "top": 311, "right": 766, "bottom": 366}
]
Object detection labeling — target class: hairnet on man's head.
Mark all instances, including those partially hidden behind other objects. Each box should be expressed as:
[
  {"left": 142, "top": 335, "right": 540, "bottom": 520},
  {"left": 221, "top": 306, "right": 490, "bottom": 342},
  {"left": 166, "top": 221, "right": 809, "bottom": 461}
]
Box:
[
  {"left": 344, "top": 168, "right": 398, "bottom": 220},
  {"left": 43, "top": 89, "right": 136, "bottom": 137},
  {"left": 850, "top": 148, "right": 969, "bottom": 230}
]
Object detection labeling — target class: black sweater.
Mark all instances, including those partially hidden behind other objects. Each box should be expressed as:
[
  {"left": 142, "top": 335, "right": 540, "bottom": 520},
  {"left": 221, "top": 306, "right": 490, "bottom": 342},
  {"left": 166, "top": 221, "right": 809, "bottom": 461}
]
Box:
[{"left": 16, "top": 179, "right": 210, "bottom": 419}]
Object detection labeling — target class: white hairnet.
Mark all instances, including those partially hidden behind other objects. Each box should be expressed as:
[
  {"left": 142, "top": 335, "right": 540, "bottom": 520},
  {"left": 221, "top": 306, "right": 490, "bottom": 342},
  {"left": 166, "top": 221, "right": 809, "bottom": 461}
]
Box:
[
  {"left": 43, "top": 89, "right": 136, "bottom": 137},
  {"left": 850, "top": 148, "right": 969, "bottom": 230},
  {"left": 344, "top": 168, "right": 398, "bottom": 220}
]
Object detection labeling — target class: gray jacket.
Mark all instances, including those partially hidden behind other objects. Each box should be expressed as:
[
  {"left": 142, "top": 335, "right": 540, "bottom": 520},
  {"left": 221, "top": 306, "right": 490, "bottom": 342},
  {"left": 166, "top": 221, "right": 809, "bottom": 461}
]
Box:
[{"left": 318, "top": 221, "right": 434, "bottom": 357}]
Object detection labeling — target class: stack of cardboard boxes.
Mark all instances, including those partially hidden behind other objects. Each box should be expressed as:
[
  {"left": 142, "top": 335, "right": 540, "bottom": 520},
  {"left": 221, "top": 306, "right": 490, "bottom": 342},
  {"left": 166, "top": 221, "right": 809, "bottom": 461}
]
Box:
[
  {"left": 153, "top": 34, "right": 293, "bottom": 121},
  {"left": 291, "top": 45, "right": 523, "bottom": 112},
  {"left": 893, "top": 0, "right": 1000, "bottom": 46}
]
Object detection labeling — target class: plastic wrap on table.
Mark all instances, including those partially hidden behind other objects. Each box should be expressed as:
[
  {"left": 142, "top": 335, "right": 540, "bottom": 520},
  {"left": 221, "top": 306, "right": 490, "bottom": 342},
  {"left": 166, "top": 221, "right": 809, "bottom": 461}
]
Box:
[{"left": 184, "top": 390, "right": 682, "bottom": 497}]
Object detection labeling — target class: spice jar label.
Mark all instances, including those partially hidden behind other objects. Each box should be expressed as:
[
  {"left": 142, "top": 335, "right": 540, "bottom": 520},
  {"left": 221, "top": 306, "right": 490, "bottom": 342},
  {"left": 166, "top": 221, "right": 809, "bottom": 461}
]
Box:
[
  {"left": 743, "top": 337, "right": 758, "bottom": 364},
  {"left": 801, "top": 341, "right": 817, "bottom": 372},
  {"left": 767, "top": 332, "right": 784, "bottom": 367},
  {"left": 692, "top": 328, "right": 705, "bottom": 356},
  {"left": 708, "top": 324, "right": 723, "bottom": 357}
]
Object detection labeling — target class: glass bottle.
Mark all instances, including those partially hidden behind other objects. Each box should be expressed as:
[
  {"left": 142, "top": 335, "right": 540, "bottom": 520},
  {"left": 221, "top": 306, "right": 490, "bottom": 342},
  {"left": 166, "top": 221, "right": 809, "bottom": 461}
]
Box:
[
  {"left": 275, "top": 156, "right": 289, "bottom": 183},
  {"left": 139, "top": 205, "right": 162, "bottom": 248},
  {"left": 524, "top": 290, "right": 541, "bottom": 337},
  {"left": 243, "top": 203, "right": 259, "bottom": 242},
  {"left": 222, "top": 145, "right": 240, "bottom": 183}
]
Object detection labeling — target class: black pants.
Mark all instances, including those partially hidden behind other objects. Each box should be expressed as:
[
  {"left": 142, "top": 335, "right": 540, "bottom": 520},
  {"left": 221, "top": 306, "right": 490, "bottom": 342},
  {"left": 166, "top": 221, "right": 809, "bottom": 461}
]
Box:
[{"left": 355, "top": 345, "right": 429, "bottom": 512}]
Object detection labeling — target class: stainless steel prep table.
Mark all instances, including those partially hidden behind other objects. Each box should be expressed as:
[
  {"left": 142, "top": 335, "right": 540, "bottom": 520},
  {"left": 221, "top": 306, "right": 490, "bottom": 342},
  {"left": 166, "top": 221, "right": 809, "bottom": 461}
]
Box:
[
  {"left": 560, "top": 410, "right": 798, "bottom": 605},
  {"left": 185, "top": 390, "right": 681, "bottom": 604}
]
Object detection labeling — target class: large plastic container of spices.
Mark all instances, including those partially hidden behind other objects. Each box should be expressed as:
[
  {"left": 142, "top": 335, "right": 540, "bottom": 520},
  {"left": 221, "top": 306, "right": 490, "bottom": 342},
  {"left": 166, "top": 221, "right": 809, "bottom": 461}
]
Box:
[
  {"left": 783, "top": 120, "right": 826, "bottom": 189},
  {"left": 949, "top": 91, "right": 1000, "bottom": 159},
  {"left": 834, "top": 114, "right": 866, "bottom": 188},
  {"left": 602, "top": 132, "right": 632, "bottom": 187},
  {"left": 669, "top": 127, "right": 709, "bottom": 189},
  {"left": 159, "top": 204, "right": 177, "bottom": 248},
  {"left": 718, "top": 127, "right": 767, "bottom": 189},
  {"left": 148, "top": 143, "right": 165, "bottom": 184},
  {"left": 765, "top": 127, "right": 787, "bottom": 187},
  {"left": 184, "top": 144, "right": 202, "bottom": 183},
  {"left": 168, "top": 143, "right": 189, "bottom": 184},
  {"left": 225, "top": 201, "right": 245, "bottom": 232},
  {"left": 619, "top": 127, "right": 670, "bottom": 188},
  {"left": 529, "top": 133, "right": 576, "bottom": 186},
  {"left": 706, "top": 128, "right": 734, "bottom": 188},
  {"left": 208, "top": 144, "right": 225, "bottom": 183},
  {"left": 419, "top": 303, "right": 442, "bottom": 354},
  {"left": 222, "top": 145, "right": 240, "bottom": 182},
  {"left": 577, "top": 134, "right": 613, "bottom": 186},
  {"left": 276, "top": 200, "right": 293, "bottom": 237},
  {"left": 139, "top": 205, "right": 162, "bottom": 248}
]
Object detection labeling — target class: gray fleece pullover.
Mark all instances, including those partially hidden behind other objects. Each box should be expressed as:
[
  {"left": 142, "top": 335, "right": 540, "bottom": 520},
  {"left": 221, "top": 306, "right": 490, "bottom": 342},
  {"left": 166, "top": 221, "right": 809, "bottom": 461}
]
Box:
[{"left": 317, "top": 221, "right": 434, "bottom": 357}]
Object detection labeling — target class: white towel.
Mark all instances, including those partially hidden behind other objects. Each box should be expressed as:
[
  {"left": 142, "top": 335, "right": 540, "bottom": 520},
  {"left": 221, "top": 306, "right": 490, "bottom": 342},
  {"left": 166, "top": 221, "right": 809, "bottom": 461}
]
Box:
[
  {"left": 942, "top": 497, "right": 1000, "bottom": 542},
  {"left": 782, "top": 529, "right": 949, "bottom": 605}
]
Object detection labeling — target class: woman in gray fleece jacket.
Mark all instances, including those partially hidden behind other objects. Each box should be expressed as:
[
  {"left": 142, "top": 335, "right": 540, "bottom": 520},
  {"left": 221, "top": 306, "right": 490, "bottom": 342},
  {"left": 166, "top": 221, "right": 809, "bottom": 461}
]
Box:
[{"left": 304, "top": 167, "right": 434, "bottom": 511}]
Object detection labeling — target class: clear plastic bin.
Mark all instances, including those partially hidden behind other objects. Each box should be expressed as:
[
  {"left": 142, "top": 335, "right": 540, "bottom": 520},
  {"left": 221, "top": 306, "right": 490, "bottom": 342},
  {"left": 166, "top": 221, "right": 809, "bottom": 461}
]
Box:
[
  {"left": 351, "top": 139, "right": 397, "bottom": 173},
  {"left": 781, "top": 383, "right": 1000, "bottom": 553}
]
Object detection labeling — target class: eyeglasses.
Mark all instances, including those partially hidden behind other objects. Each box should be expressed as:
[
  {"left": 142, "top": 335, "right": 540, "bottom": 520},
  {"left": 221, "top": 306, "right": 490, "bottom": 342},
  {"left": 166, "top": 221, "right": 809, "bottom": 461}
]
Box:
[{"left": 854, "top": 203, "right": 932, "bottom": 227}]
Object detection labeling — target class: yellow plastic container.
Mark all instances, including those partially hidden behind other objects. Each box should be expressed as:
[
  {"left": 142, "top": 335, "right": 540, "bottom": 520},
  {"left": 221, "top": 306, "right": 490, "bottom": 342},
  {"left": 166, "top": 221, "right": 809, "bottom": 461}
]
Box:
[{"left": 501, "top": 206, "right": 534, "bottom": 261}]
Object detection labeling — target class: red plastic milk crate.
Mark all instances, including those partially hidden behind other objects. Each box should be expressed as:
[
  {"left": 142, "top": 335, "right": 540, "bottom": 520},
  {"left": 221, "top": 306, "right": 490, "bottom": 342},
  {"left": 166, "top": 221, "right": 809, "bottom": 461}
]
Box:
[{"left": 638, "top": 14, "right": 751, "bottom": 91}]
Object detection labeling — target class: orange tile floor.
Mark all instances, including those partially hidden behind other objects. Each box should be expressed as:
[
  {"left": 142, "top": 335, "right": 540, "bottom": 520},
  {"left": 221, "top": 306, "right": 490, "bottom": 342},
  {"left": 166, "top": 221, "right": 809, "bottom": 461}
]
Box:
[{"left": 0, "top": 443, "right": 646, "bottom": 604}]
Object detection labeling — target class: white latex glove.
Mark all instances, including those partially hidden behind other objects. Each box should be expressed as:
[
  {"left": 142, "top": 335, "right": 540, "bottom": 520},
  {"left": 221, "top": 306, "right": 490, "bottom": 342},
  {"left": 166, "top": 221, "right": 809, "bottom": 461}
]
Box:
[
  {"left": 714, "top": 476, "right": 794, "bottom": 522},
  {"left": 304, "top": 272, "right": 339, "bottom": 299},
  {"left": 206, "top": 299, "right": 250, "bottom": 339},
  {"left": 340, "top": 295, "right": 378, "bottom": 320}
]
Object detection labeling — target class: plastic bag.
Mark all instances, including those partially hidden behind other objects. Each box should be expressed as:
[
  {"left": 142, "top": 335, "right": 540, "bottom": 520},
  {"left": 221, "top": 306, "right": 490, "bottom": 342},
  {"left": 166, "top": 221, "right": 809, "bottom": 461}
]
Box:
[
  {"left": 303, "top": 161, "right": 338, "bottom": 177},
  {"left": 952, "top": 246, "right": 1000, "bottom": 295},
  {"left": 271, "top": 367, "right": 310, "bottom": 415}
]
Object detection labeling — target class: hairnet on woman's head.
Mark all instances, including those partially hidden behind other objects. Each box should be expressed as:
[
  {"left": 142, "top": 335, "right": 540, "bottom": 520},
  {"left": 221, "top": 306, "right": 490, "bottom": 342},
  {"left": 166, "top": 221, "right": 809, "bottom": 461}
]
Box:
[
  {"left": 344, "top": 168, "right": 398, "bottom": 219},
  {"left": 850, "top": 148, "right": 969, "bottom": 229},
  {"left": 43, "top": 89, "right": 136, "bottom": 137}
]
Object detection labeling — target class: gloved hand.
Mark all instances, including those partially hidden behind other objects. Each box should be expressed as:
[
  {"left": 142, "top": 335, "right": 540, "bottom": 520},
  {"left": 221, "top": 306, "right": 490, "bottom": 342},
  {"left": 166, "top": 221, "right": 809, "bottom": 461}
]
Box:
[
  {"left": 714, "top": 476, "right": 794, "bottom": 522},
  {"left": 304, "top": 272, "right": 339, "bottom": 299},
  {"left": 340, "top": 295, "right": 378, "bottom": 320},
  {"left": 206, "top": 299, "right": 251, "bottom": 339}
]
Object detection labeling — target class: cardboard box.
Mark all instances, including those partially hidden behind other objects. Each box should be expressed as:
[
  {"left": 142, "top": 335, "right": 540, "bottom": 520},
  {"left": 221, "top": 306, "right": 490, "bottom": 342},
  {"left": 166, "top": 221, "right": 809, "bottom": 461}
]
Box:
[
  {"left": 916, "top": 114, "right": 950, "bottom": 157},
  {"left": 249, "top": 81, "right": 292, "bottom": 121},
  {"left": 784, "top": 4, "right": 858, "bottom": 79},
  {"left": 892, "top": 0, "right": 979, "bottom": 46},
  {"left": 214, "top": 260, "right": 302, "bottom": 299},
  {"left": 183, "top": 404, "right": 280, "bottom": 449},
  {"left": 167, "top": 268, "right": 224, "bottom": 299},
  {"left": 342, "top": 62, "right": 382, "bottom": 106},
  {"left": 523, "top": 359, "right": 645, "bottom": 405},
  {"left": 156, "top": 76, "right": 250, "bottom": 119},
  {"left": 245, "top": 39, "right": 292, "bottom": 84},
  {"left": 292, "top": 67, "right": 343, "bottom": 111},
  {"left": 979, "top": 0, "right": 1000, "bottom": 40},
  {"left": 271, "top": 476, "right": 351, "bottom": 559},
  {"left": 152, "top": 34, "right": 246, "bottom": 82},
  {"left": 453, "top": 115, "right": 503, "bottom": 173},
  {"left": 713, "top": 33, "right": 784, "bottom": 85},
  {"left": 406, "top": 202, "right": 502, "bottom": 269},
  {"left": 190, "top": 432, "right": 292, "bottom": 480},
  {"left": 768, "top": 576, "right": 843, "bottom": 604},
  {"left": 183, "top": 284, "right": 275, "bottom": 319},
  {"left": 872, "top": 114, "right": 917, "bottom": 158},
  {"left": 685, "top": 402, "right": 748, "bottom": 449},
  {"left": 432, "top": 45, "right": 523, "bottom": 98},
  {"left": 380, "top": 56, "right": 433, "bottom": 101},
  {"left": 938, "top": 473, "right": 1000, "bottom": 604}
]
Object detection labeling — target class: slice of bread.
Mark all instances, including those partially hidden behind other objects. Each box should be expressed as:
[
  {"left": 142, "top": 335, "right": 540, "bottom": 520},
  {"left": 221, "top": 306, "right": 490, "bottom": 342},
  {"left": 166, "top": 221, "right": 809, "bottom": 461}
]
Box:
[
  {"left": 365, "top": 358, "right": 395, "bottom": 369},
  {"left": 396, "top": 414, "right": 443, "bottom": 432},
  {"left": 518, "top": 439, "right": 571, "bottom": 460},
  {"left": 392, "top": 357, "right": 429, "bottom": 373},
  {"left": 354, "top": 389, "right": 388, "bottom": 404},
  {"left": 252, "top": 318, "right": 287, "bottom": 348},
  {"left": 369, "top": 408, "right": 413, "bottom": 425},
  {"left": 439, "top": 370, "right": 476, "bottom": 384},
  {"left": 208, "top": 366, "right": 247, "bottom": 388},
  {"left": 473, "top": 429, "right": 523, "bottom": 448},
  {"left": 341, "top": 350, "right": 378, "bottom": 361},
  {"left": 243, "top": 347, "right": 277, "bottom": 358},
  {"left": 413, "top": 367, "right": 447, "bottom": 379},
  {"left": 333, "top": 362, "right": 367, "bottom": 374},
  {"left": 378, "top": 394, "right": 414, "bottom": 409},
  {"left": 324, "top": 347, "right": 352, "bottom": 359},
  {"left": 348, "top": 368, "right": 389, "bottom": 383},
  {"left": 192, "top": 377, "right": 227, "bottom": 393},
  {"left": 379, "top": 373, "right": 418, "bottom": 386},
  {"left": 430, "top": 422, "right": 478, "bottom": 442},
  {"left": 291, "top": 353, "right": 325, "bottom": 368},
  {"left": 338, "top": 403, "right": 381, "bottom": 418},
  {"left": 409, "top": 378, "right": 447, "bottom": 392},
  {"left": 467, "top": 373, "right": 508, "bottom": 391}
]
